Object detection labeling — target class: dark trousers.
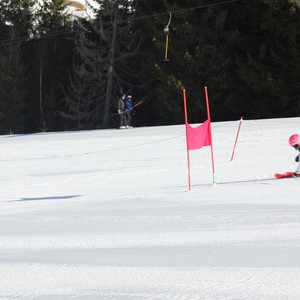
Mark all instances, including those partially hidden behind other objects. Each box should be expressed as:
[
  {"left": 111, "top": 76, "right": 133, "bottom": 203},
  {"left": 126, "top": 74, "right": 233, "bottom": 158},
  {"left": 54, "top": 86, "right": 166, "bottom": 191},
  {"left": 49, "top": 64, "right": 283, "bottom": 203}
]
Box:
[
  {"left": 119, "top": 112, "right": 126, "bottom": 127},
  {"left": 125, "top": 111, "right": 132, "bottom": 127}
]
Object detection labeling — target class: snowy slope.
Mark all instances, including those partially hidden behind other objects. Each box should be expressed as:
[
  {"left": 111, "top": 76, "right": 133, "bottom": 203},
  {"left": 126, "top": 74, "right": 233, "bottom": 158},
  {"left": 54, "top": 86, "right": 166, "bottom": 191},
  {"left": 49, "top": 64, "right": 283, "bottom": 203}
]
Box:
[{"left": 0, "top": 117, "right": 300, "bottom": 299}]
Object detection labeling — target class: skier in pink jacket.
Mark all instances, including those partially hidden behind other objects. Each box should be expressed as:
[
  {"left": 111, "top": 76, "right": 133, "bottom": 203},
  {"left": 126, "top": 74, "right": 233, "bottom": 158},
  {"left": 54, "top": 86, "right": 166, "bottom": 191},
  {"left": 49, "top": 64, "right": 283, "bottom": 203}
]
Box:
[{"left": 289, "top": 134, "right": 300, "bottom": 177}]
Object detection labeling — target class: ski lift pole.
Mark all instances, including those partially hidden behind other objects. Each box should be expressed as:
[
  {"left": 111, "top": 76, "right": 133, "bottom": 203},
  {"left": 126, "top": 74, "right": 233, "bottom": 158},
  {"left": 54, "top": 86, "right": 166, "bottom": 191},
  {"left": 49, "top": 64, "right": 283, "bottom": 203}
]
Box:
[{"left": 163, "top": 12, "right": 172, "bottom": 61}]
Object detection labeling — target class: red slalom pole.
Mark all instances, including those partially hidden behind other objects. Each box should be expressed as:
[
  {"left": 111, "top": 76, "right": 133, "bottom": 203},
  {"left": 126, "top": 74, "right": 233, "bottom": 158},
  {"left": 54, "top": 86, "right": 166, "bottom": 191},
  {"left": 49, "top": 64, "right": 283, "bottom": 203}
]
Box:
[
  {"left": 183, "top": 89, "right": 191, "bottom": 191},
  {"left": 204, "top": 86, "right": 216, "bottom": 185},
  {"left": 231, "top": 117, "right": 243, "bottom": 161}
]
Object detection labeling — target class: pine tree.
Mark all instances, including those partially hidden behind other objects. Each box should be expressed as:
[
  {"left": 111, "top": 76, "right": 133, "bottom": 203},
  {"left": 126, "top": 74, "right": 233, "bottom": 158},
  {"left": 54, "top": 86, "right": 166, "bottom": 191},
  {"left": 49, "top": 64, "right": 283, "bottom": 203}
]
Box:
[
  {"left": 64, "top": 0, "right": 143, "bottom": 129},
  {"left": 0, "top": 0, "right": 34, "bottom": 134},
  {"left": 28, "top": 0, "right": 74, "bottom": 132},
  {"left": 228, "top": 0, "right": 300, "bottom": 119}
]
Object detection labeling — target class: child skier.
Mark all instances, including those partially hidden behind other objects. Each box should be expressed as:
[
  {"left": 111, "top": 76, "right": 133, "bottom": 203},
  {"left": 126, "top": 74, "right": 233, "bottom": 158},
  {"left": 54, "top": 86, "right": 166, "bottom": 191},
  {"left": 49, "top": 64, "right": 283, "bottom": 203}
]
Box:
[{"left": 289, "top": 134, "right": 300, "bottom": 177}]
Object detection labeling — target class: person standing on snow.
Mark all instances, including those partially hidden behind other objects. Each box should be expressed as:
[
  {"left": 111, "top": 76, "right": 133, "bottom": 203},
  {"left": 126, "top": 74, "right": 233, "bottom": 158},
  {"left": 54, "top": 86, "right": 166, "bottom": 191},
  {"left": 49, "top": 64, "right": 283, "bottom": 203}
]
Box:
[
  {"left": 125, "top": 95, "right": 134, "bottom": 128},
  {"left": 289, "top": 134, "right": 300, "bottom": 177},
  {"left": 117, "top": 94, "right": 127, "bottom": 129}
]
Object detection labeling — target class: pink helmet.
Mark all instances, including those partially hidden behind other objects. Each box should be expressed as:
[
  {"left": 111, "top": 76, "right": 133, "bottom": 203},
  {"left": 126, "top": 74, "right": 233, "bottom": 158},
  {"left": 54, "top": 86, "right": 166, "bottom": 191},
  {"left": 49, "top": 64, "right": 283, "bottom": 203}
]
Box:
[{"left": 289, "top": 134, "right": 300, "bottom": 147}]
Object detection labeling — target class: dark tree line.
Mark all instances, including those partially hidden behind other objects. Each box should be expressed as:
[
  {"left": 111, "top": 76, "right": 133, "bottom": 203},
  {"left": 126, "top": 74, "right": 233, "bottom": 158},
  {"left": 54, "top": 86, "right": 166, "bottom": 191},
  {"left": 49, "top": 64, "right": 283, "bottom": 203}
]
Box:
[
  {"left": 135, "top": 0, "right": 300, "bottom": 124},
  {"left": 0, "top": 0, "right": 299, "bottom": 134}
]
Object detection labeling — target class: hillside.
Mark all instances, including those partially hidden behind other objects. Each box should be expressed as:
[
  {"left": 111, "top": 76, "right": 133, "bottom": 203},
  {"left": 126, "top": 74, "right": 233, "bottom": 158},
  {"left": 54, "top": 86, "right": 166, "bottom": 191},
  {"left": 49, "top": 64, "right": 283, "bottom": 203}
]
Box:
[{"left": 0, "top": 118, "right": 300, "bottom": 299}]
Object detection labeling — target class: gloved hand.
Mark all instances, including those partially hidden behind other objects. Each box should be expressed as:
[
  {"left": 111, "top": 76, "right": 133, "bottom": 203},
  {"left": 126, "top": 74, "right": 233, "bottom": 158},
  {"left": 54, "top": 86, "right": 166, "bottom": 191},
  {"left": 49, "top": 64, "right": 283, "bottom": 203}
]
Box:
[
  {"left": 292, "top": 172, "right": 299, "bottom": 178},
  {"left": 118, "top": 110, "right": 121, "bottom": 114},
  {"left": 295, "top": 155, "right": 299, "bottom": 162}
]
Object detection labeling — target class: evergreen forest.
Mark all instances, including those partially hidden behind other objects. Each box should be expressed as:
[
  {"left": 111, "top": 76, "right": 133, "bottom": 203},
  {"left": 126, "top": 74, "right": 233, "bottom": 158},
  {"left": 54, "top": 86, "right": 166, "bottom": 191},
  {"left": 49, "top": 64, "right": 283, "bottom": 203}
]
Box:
[{"left": 0, "top": 0, "right": 299, "bottom": 134}]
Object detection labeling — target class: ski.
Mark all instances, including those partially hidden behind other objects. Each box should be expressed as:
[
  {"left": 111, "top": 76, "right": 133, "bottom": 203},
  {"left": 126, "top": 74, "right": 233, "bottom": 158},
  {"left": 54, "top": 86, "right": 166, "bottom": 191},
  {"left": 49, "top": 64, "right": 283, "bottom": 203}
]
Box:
[{"left": 274, "top": 172, "right": 300, "bottom": 179}]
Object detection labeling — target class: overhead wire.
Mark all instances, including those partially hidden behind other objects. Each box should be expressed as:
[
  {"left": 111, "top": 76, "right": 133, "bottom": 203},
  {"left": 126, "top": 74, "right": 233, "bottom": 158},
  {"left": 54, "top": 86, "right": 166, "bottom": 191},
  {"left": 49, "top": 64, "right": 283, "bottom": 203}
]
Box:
[
  {"left": 0, "top": 28, "right": 72, "bottom": 46},
  {"left": 134, "top": 0, "right": 239, "bottom": 21},
  {"left": 0, "top": 0, "right": 239, "bottom": 46}
]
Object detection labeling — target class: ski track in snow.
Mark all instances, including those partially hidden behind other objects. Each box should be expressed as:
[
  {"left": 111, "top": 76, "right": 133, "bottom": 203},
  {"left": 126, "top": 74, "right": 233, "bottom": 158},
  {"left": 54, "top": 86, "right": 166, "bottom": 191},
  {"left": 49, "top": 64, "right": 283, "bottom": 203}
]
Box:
[{"left": 0, "top": 117, "right": 300, "bottom": 299}]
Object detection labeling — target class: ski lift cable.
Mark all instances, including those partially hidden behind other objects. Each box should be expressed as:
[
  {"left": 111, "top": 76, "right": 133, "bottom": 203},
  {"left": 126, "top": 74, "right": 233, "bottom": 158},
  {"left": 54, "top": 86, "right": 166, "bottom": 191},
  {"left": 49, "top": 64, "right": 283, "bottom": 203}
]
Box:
[
  {"left": 134, "top": 0, "right": 239, "bottom": 21},
  {"left": 0, "top": 0, "right": 239, "bottom": 46}
]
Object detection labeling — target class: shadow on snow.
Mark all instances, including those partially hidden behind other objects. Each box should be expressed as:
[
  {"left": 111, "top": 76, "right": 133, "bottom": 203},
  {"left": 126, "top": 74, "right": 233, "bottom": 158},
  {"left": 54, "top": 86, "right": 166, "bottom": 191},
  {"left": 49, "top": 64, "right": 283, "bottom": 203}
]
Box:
[{"left": 15, "top": 195, "right": 81, "bottom": 201}]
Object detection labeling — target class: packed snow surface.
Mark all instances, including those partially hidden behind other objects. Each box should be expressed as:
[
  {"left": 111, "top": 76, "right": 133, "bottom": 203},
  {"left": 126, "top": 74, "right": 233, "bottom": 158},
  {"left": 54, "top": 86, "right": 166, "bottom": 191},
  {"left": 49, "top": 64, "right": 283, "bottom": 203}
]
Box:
[{"left": 1, "top": 117, "right": 300, "bottom": 299}]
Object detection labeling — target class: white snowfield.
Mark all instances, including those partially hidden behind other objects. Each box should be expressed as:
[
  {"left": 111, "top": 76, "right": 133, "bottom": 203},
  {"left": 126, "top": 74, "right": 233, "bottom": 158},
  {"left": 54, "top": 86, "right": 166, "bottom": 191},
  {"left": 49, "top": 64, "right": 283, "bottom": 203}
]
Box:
[{"left": 0, "top": 117, "right": 300, "bottom": 299}]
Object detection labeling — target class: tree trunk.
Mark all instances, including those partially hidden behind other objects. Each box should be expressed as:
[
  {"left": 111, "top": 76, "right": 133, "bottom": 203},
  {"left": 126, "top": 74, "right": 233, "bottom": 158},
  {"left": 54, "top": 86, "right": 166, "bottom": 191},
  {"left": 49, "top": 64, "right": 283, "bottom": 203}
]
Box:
[
  {"left": 102, "top": 4, "right": 118, "bottom": 128},
  {"left": 39, "top": 63, "right": 45, "bottom": 130}
]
